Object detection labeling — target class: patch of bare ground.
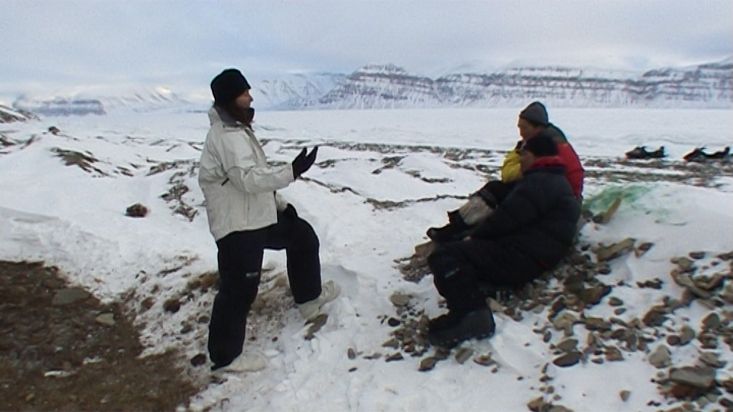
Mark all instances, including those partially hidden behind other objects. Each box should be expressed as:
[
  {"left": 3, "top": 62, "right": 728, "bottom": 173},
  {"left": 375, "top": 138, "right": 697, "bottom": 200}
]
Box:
[{"left": 0, "top": 261, "right": 200, "bottom": 411}]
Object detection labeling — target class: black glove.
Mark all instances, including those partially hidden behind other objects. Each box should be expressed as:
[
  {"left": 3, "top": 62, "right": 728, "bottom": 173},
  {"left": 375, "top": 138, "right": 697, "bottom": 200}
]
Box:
[{"left": 292, "top": 146, "right": 319, "bottom": 178}]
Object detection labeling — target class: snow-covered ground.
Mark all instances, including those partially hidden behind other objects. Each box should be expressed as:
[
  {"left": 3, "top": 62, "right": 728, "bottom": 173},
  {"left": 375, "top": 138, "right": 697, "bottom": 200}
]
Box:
[{"left": 1, "top": 107, "right": 732, "bottom": 411}]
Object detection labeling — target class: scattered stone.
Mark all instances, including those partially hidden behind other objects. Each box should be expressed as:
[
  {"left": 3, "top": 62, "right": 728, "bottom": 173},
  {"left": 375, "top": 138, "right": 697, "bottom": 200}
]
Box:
[
  {"left": 162, "top": 298, "right": 180, "bottom": 313},
  {"left": 689, "top": 251, "right": 706, "bottom": 260},
  {"left": 347, "top": 348, "right": 357, "bottom": 360},
  {"left": 552, "top": 311, "right": 578, "bottom": 334},
  {"left": 579, "top": 285, "right": 612, "bottom": 306},
  {"left": 669, "top": 366, "right": 716, "bottom": 390},
  {"left": 679, "top": 326, "right": 696, "bottom": 345},
  {"left": 636, "top": 278, "right": 663, "bottom": 289},
  {"left": 190, "top": 353, "right": 207, "bottom": 367},
  {"left": 387, "top": 317, "right": 401, "bottom": 327},
  {"left": 608, "top": 297, "right": 624, "bottom": 306},
  {"left": 643, "top": 306, "right": 668, "bottom": 327},
  {"left": 454, "top": 347, "right": 473, "bottom": 364},
  {"left": 382, "top": 338, "right": 399, "bottom": 349},
  {"left": 671, "top": 257, "right": 695, "bottom": 272},
  {"left": 304, "top": 314, "right": 329, "bottom": 340},
  {"left": 389, "top": 292, "right": 411, "bottom": 307},
  {"left": 667, "top": 335, "right": 682, "bottom": 346},
  {"left": 605, "top": 346, "right": 624, "bottom": 362},
  {"left": 553, "top": 351, "right": 582, "bottom": 368},
  {"left": 94, "top": 313, "right": 115, "bottom": 326},
  {"left": 385, "top": 352, "right": 403, "bottom": 362},
  {"left": 620, "top": 390, "right": 631, "bottom": 402},
  {"left": 584, "top": 317, "right": 612, "bottom": 332},
  {"left": 635, "top": 242, "right": 654, "bottom": 257},
  {"left": 698, "top": 352, "right": 726, "bottom": 369},
  {"left": 701, "top": 313, "right": 721, "bottom": 331},
  {"left": 419, "top": 357, "right": 437, "bottom": 372},
  {"left": 473, "top": 354, "right": 494, "bottom": 367},
  {"left": 125, "top": 203, "right": 149, "bottom": 218},
  {"left": 555, "top": 339, "right": 578, "bottom": 353},
  {"left": 648, "top": 345, "right": 672, "bottom": 368},
  {"left": 363, "top": 353, "right": 382, "bottom": 360},
  {"left": 527, "top": 397, "right": 545, "bottom": 412},
  {"left": 694, "top": 274, "right": 725, "bottom": 291},
  {"left": 595, "top": 238, "right": 635, "bottom": 262},
  {"left": 52, "top": 287, "right": 89, "bottom": 305}
]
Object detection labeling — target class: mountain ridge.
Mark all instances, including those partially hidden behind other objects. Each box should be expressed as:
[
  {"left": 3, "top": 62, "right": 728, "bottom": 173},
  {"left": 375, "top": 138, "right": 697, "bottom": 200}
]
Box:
[{"left": 6, "top": 57, "right": 732, "bottom": 116}]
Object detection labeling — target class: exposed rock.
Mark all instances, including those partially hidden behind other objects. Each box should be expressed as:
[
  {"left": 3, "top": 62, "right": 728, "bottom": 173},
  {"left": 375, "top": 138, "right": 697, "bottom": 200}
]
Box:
[
  {"left": 643, "top": 306, "right": 668, "bottom": 327},
  {"left": 389, "top": 292, "right": 412, "bottom": 307},
  {"left": 648, "top": 345, "right": 672, "bottom": 368},
  {"left": 594, "top": 238, "right": 635, "bottom": 262},
  {"left": 52, "top": 288, "right": 89, "bottom": 305},
  {"left": 162, "top": 298, "right": 180, "bottom": 313},
  {"left": 669, "top": 366, "right": 716, "bottom": 389},
  {"left": 419, "top": 357, "right": 438, "bottom": 372},
  {"left": 689, "top": 251, "right": 706, "bottom": 260},
  {"left": 454, "top": 347, "right": 473, "bottom": 364},
  {"left": 553, "top": 352, "right": 582, "bottom": 367},
  {"left": 555, "top": 339, "right": 578, "bottom": 353},
  {"left": 125, "top": 203, "right": 149, "bottom": 218},
  {"left": 94, "top": 313, "right": 115, "bottom": 326}
]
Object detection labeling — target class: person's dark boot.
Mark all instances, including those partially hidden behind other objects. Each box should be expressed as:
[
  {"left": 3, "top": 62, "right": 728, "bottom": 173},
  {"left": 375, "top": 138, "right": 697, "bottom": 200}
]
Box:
[
  {"left": 427, "top": 307, "right": 496, "bottom": 348},
  {"left": 426, "top": 210, "right": 470, "bottom": 242}
]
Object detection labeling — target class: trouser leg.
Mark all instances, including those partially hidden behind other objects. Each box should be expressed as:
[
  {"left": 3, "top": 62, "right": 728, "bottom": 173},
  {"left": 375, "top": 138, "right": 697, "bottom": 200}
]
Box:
[
  {"left": 208, "top": 231, "right": 264, "bottom": 368},
  {"left": 427, "top": 244, "right": 487, "bottom": 313},
  {"left": 264, "top": 211, "right": 322, "bottom": 304}
]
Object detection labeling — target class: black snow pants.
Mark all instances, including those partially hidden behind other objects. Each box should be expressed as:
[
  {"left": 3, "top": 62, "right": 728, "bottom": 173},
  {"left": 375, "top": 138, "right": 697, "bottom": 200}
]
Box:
[
  {"left": 208, "top": 208, "right": 321, "bottom": 368},
  {"left": 428, "top": 237, "right": 542, "bottom": 313}
]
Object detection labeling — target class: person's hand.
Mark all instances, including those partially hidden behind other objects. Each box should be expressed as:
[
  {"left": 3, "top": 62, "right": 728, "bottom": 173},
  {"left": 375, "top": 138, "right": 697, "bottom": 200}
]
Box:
[{"left": 292, "top": 146, "right": 319, "bottom": 178}]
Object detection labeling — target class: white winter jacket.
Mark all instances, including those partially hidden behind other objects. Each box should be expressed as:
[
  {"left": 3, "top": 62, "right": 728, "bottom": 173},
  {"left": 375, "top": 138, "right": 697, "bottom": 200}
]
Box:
[{"left": 199, "top": 107, "right": 294, "bottom": 240}]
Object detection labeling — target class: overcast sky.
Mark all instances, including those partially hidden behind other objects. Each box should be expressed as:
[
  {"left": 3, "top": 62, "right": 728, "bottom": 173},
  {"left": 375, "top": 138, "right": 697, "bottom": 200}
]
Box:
[{"left": 2, "top": 0, "right": 732, "bottom": 93}]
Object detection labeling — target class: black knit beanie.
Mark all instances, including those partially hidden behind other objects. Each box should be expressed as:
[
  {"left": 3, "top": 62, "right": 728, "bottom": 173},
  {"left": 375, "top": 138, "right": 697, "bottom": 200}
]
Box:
[
  {"left": 210, "top": 69, "right": 251, "bottom": 105},
  {"left": 523, "top": 130, "right": 558, "bottom": 157},
  {"left": 519, "top": 101, "right": 549, "bottom": 126}
]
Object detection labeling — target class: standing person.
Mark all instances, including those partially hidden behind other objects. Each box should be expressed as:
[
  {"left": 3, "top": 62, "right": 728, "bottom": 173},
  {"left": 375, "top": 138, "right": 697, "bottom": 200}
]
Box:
[
  {"left": 198, "top": 68, "right": 339, "bottom": 372},
  {"left": 427, "top": 101, "right": 584, "bottom": 242},
  {"left": 426, "top": 131, "right": 581, "bottom": 348}
]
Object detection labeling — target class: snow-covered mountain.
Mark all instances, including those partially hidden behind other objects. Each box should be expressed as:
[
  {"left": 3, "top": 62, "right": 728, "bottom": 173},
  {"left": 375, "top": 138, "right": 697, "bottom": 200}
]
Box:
[
  {"left": 0, "top": 103, "right": 36, "bottom": 123},
  {"left": 252, "top": 72, "right": 346, "bottom": 110},
  {"left": 317, "top": 58, "right": 732, "bottom": 109},
  {"left": 12, "top": 86, "right": 190, "bottom": 116},
  {"left": 7, "top": 58, "right": 731, "bottom": 116}
]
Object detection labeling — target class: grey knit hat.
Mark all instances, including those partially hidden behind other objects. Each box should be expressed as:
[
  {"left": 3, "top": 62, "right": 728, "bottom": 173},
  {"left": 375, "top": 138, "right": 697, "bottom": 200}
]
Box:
[{"left": 519, "top": 101, "right": 549, "bottom": 126}]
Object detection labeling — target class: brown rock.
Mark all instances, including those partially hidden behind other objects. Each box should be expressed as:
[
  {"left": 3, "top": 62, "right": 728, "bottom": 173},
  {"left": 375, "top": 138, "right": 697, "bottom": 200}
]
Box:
[
  {"left": 125, "top": 203, "right": 149, "bottom": 218},
  {"left": 162, "top": 298, "right": 180, "bottom": 313},
  {"left": 553, "top": 352, "right": 582, "bottom": 368}
]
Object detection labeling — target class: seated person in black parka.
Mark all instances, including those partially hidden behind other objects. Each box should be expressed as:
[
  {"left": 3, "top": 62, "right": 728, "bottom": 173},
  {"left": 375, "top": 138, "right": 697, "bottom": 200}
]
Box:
[{"left": 426, "top": 130, "right": 581, "bottom": 348}]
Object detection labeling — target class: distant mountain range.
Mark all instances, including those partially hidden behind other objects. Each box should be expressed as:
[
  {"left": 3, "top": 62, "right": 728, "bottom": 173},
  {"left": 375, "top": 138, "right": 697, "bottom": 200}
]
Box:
[{"left": 6, "top": 58, "right": 732, "bottom": 117}]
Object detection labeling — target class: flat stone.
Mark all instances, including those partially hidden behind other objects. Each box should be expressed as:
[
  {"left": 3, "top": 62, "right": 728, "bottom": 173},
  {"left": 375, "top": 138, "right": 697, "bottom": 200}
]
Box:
[
  {"left": 553, "top": 351, "right": 582, "bottom": 368},
  {"left": 595, "top": 238, "right": 635, "bottom": 262},
  {"left": 689, "top": 251, "right": 706, "bottom": 260},
  {"left": 605, "top": 346, "right": 624, "bottom": 362},
  {"left": 679, "top": 326, "right": 696, "bottom": 345},
  {"left": 669, "top": 366, "right": 716, "bottom": 389},
  {"left": 555, "top": 338, "right": 578, "bottom": 353},
  {"left": 52, "top": 288, "right": 89, "bottom": 305},
  {"left": 419, "top": 357, "right": 437, "bottom": 372},
  {"left": 648, "top": 345, "right": 671, "bottom": 368},
  {"left": 608, "top": 297, "right": 624, "bottom": 307},
  {"left": 94, "top": 313, "right": 115, "bottom": 326},
  {"left": 699, "top": 352, "right": 726, "bottom": 369},
  {"left": 454, "top": 347, "right": 473, "bottom": 365},
  {"left": 389, "top": 293, "right": 411, "bottom": 307}
]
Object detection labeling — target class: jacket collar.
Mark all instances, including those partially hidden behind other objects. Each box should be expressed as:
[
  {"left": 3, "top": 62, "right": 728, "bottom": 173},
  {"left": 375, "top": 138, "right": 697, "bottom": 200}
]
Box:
[
  {"left": 526, "top": 156, "right": 566, "bottom": 174},
  {"left": 208, "top": 105, "right": 248, "bottom": 129}
]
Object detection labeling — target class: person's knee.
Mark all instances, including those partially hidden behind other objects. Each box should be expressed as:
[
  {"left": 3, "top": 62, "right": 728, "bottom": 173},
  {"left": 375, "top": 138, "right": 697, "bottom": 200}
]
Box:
[
  {"left": 428, "top": 248, "right": 462, "bottom": 278},
  {"left": 292, "top": 218, "right": 320, "bottom": 250}
]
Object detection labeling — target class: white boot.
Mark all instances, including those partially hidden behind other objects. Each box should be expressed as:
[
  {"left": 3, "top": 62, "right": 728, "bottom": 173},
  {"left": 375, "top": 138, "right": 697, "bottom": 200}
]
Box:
[
  {"left": 298, "top": 280, "right": 341, "bottom": 321},
  {"left": 214, "top": 351, "right": 267, "bottom": 374}
]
